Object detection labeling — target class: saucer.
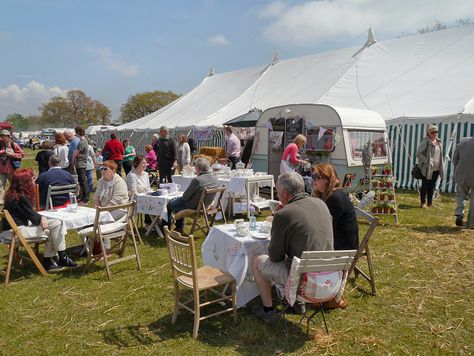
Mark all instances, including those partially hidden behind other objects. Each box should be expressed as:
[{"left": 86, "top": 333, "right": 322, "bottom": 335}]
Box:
[{"left": 251, "top": 231, "right": 270, "bottom": 239}]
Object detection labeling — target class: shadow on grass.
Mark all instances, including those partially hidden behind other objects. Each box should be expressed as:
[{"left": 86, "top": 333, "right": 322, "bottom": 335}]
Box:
[
  {"left": 412, "top": 225, "right": 466, "bottom": 234},
  {"left": 100, "top": 307, "right": 308, "bottom": 352},
  {"left": 397, "top": 204, "right": 419, "bottom": 210}
]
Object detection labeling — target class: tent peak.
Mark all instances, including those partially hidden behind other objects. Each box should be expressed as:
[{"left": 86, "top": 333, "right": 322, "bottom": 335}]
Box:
[
  {"left": 272, "top": 49, "right": 280, "bottom": 65},
  {"left": 208, "top": 65, "right": 215, "bottom": 76},
  {"left": 366, "top": 26, "right": 377, "bottom": 46}
]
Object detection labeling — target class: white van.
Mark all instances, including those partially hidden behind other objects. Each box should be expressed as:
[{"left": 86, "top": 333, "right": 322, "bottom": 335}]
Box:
[{"left": 251, "top": 104, "right": 389, "bottom": 192}]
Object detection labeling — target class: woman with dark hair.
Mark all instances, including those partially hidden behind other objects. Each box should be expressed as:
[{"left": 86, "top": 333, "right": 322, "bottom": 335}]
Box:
[
  {"left": 126, "top": 155, "right": 150, "bottom": 196},
  {"left": 312, "top": 163, "right": 359, "bottom": 250},
  {"left": 94, "top": 160, "right": 129, "bottom": 220},
  {"left": 0, "top": 129, "right": 24, "bottom": 203},
  {"left": 121, "top": 139, "right": 136, "bottom": 176},
  {"left": 1, "top": 168, "right": 77, "bottom": 271},
  {"left": 54, "top": 132, "right": 69, "bottom": 169}
]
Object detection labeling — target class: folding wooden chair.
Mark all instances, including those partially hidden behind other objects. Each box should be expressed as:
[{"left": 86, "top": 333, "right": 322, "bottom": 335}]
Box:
[
  {"left": 173, "top": 186, "right": 227, "bottom": 236},
  {"left": 83, "top": 201, "right": 141, "bottom": 280},
  {"left": 164, "top": 227, "right": 237, "bottom": 338},
  {"left": 45, "top": 183, "right": 78, "bottom": 210},
  {"left": 0, "top": 210, "right": 48, "bottom": 286},
  {"left": 350, "top": 207, "right": 379, "bottom": 295},
  {"left": 284, "top": 250, "right": 356, "bottom": 334}
]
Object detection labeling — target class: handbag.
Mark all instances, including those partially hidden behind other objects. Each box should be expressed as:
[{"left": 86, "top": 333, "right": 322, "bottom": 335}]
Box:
[
  {"left": 11, "top": 159, "right": 21, "bottom": 169},
  {"left": 411, "top": 163, "right": 423, "bottom": 180}
]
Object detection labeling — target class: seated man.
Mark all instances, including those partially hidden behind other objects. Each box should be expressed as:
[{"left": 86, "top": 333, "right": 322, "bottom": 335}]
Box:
[
  {"left": 165, "top": 157, "right": 218, "bottom": 233},
  {"left": 36, "top": 155, "right": 76, "bottom": 209},
  {"left": 252, "top": 172, "right": 334, "bottom": 323}
]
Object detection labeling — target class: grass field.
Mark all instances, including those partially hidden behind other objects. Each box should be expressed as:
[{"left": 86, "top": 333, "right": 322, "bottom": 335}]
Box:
[{"left": 0, "top": 149, "right": 472, "bottom": 355}]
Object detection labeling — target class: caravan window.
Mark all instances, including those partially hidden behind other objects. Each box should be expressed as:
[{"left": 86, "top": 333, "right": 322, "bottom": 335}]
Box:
[
  {"left": 306, "top": 127, "right": 336, "bottom": 152},
  {"left": 348, "top": 130, "right": 386, "bottom": 159}
]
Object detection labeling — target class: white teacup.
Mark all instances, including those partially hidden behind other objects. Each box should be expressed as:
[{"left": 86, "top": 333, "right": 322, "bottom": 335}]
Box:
[
  {"left": 259, "top": 221, "right": 272, "bottom": 234},
  {"left": 234, "top": 218, "right": 244, "bottom": 230}
]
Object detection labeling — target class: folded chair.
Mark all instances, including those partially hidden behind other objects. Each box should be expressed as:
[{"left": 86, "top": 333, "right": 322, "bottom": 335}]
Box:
[
  {"left": 351, "top": 207, "right": 379, "bottom": 295},
  {"left": 164, "top": 227, "right": 237, "bottom": 338},
  {"left": 283, "top": 250, "right": 356, "bottom": 334},
  {"left": 45, "top": 183, "right": 78, "bottom": 210},
  {"left": 0, "top": 210, "right": 48, "bottom": 286},
  {"left": 82, "top": 201, "right": 141, "bottom": 280},
  {"left": 173, "top": 186, "right": 227, "bottom": 236}
]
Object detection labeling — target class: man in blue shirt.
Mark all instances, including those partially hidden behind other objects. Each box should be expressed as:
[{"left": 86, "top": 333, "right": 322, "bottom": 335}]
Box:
[
  {"left": 64, "top": 129, "right": 79, "bottom": 173},
  {"left": 36, "top": 155, "right": 76, "bottom": 209}
]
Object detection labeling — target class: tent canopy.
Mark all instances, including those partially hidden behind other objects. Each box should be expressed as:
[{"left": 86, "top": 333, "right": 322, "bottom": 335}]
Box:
[
  {"left": 118, "top": 25, "right": 474, "bottom": 131},
  {"left": 224, "top": 109, "right": 262, "bottom": 127}
]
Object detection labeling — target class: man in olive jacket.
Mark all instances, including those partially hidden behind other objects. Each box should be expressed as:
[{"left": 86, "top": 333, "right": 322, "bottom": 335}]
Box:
[
  {"left": 453, "top": 135, "right": 474, "bottom": 228},
  {"left": 252, "top": 172, "right": 333, "bottom": 323}
]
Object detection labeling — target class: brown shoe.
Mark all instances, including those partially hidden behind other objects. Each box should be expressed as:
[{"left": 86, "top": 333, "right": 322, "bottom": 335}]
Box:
[
  {"left": 427, "top": 204, "right": 434, "bottom": 208},
  {"left": 324, "top": 296, "right": 348, "bottom": 309}
]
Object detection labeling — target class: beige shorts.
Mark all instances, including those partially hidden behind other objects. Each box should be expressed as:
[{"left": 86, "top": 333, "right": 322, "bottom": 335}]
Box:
[{"left": 258, "top": 255, "right": 289, "bottom": 286}]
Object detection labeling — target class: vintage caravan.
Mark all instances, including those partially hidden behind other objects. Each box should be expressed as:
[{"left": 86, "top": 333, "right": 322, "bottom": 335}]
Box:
[{"left": 251, "top": 104, "right": 389, "bottom": 192}]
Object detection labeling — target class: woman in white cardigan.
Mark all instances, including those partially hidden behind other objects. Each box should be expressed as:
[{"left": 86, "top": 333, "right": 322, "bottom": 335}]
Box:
[
  {"left": 177, "top": 134, "right": 191, "bottom": 173},
  {"left": 94, "top": 160, "right": 129, "bottom": 220}
]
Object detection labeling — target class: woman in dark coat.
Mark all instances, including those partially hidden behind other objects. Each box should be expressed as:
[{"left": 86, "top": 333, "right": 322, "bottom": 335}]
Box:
[{"left": 312, "top": 163, "right": 359, "bottom": 250}]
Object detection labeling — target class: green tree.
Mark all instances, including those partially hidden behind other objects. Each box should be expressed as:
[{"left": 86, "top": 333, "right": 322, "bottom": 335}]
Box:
[
  {"left": 6, "top": 113, "right": 29, "bottom": 131},
  {"left": 120, "top": 90, "right": 180, "bottom": 123},
  {"left": 40, "top": 90, "right": 111, "bottom": 127}
]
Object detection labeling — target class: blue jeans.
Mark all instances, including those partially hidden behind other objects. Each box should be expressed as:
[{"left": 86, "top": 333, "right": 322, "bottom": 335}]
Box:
[
  {"left": 167, "top": 197, "right": 188, "bottom": 229},
  {"left": 86, "top": 169, "right": 93, "bottom": 191}
]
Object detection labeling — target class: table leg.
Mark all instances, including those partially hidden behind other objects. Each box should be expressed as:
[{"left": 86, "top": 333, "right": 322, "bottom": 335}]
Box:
[{"left": 145, "top": 215, "right": 163, "bottom": 237}]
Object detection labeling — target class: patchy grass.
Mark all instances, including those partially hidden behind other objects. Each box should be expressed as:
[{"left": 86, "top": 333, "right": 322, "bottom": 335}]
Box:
[{"left": 0, "top": 149, "right": 472, "bottom": 354}]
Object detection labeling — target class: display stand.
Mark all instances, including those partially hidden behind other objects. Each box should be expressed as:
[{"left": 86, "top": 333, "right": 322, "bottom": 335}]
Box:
[{"left": 369, "top": 166, "right": 398, "bottom": 224}]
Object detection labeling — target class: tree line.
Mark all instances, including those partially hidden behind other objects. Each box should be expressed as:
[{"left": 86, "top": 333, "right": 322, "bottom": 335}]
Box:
[{"left": 4, "top": 89, "right": 180, "bottom": 131}]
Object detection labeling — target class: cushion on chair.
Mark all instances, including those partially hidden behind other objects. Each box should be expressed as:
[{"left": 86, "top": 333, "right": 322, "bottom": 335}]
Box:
[
  {"left": 0, "top": 230, "right": 48, "bottom": 244},
  {"left": 78, "top": 222, "right": 127, "bottom": 237},
  {"left": 177, "top": 265, "right": 235, "bottom": 289}
]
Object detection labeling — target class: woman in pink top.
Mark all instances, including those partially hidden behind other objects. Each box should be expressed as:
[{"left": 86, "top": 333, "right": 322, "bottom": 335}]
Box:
[
  {"left": 145, "top": 144, "right": 157, "bottom": 171},
  {"left": 280, "top": 134, "right": 308, "bottom": 174}
]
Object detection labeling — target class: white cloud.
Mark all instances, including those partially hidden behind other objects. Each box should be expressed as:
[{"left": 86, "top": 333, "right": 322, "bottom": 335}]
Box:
[
  {"left": 0, "top": 81, "right": 67, "bottom": 117},
  {"left": 86, "top": 47, "right": 138, "bottom": 77},
  {"left": 260, "top": 0, "right": 474, "bottom": 46},
  {"left": 257, "top": 0, "right": 287, "bottom": 18},
  {"left": 208, "top": 34, "right": 231, "bottom": 46}
]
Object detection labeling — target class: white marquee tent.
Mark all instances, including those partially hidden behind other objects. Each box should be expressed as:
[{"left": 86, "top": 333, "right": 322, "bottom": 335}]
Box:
[{"left": 108, "top": 25, "right": 474, "bottom": 192}]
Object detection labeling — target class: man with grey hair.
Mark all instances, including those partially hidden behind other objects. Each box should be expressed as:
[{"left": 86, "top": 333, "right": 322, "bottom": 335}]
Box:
[
  {"left": 252, "top": 172, "right": 334, "bottom": 323},
  {"left": 36, "top": 155, "right": 76, "bottom": 209},
  {"left": 63, "top": 129, "right": 79, "bottom": 173},
  {"left": 157, "top": 126, "right": 177, "bottom": 183},
  {"left": 164, "top": 157, "right": 218, "bottom": 233}
]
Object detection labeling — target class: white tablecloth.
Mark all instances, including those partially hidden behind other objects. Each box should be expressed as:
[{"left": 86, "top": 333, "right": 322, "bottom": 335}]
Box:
[
  {"left": 39, "top": 206, "right": 115, "bottom": 237},
  {"left": 201, "top": 223, "right": 270, "bottom": 308},
  {"left": 135, "top": 192, "right": 183, "bottom": 221}
]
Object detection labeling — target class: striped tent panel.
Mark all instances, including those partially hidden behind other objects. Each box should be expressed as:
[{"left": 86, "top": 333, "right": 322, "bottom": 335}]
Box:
[
  {"left": 388, "top": 119, "right": 474, "bottom": 193},
  {"left": 94, "top": 127, "right": 227, "bottom": 157}
]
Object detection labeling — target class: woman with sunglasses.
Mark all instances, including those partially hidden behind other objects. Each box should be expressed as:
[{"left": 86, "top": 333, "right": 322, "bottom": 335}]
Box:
[
  {"left": 311, "top": 163, "right": 359, "bottom": 251},
  {"left": 2, "top": 168, "right": 77, "bottom": 271},
  {"left": 416, "top": 124, "right": 444, "bottom": 208},
  {"left": 94, "top": 160, "right": 129, "bottom": 220}
]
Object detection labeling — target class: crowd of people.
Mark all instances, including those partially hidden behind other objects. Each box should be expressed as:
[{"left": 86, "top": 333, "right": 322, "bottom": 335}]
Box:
[{"left": 0, "top": 123, "right": 472, "bottom": 291}]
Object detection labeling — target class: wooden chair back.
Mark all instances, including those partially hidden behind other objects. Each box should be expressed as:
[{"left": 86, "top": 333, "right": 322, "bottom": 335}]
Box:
[
  {"left": 45, "top": 183, "right": 78, "bottom": 210},
  {"left": 0, "top": 210, "right": 48, "bottom": 286},
  {"left": 175, "top": 186, "right": 227, "bottom": 235},
  {"left": 350, "top": 207, "right": 379, "bottom": 295},
  {"left": 84, "top": 201, "right": 141, "bottom": 280},
  {"left": 298, "top": 250, "right": 357, "bottom": 274},
  {"left": 164, "top": 228, "right": 197, "bottom": 285}
]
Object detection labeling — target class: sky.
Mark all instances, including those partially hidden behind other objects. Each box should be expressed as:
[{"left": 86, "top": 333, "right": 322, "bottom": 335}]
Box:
[{"left": 1, "top": 0, "right": 473, "bottom": 122}]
